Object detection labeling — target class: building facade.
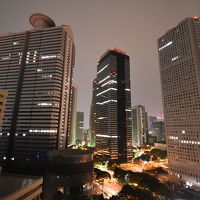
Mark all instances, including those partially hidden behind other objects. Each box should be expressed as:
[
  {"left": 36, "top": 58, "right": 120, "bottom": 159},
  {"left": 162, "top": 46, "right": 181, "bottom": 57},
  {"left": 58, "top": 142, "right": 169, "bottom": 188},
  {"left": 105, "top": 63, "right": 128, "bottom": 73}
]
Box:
[
  {"left": 151, "top": 119, "right": 165, "bottom": 143},
  {"left": 95, "top": 48, "right": 132, "bottom": 161},
  {"left": 69, "top": 85, "right": 78, "bottom": 146},
  {"left": 88, "top": 78, "right": 98, "bottom": 147},
  {"left": 148, "top": 116, "right": 157, "bottom": 134},
  {"left": 76, "top": 112, "right": 84, "bottom": 143},
  {"left": 158, "top": 17, "right": 200, "bottom": 188},
  {"left": 0, "top": 13, "right": 75, "bottom": 173},
  {"left": 131, "top": 105, "right": 148, "bottom": 147},
  {"left": 0, "top": 90, "right": 8, "bottom": 131}
]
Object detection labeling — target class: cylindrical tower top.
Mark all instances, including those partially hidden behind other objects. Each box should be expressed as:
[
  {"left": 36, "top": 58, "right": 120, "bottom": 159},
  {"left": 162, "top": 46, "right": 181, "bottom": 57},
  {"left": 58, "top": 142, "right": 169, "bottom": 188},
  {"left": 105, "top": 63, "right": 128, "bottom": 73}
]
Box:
[{"left": 30, "top": 13, "right": 55, "bottom": 29}]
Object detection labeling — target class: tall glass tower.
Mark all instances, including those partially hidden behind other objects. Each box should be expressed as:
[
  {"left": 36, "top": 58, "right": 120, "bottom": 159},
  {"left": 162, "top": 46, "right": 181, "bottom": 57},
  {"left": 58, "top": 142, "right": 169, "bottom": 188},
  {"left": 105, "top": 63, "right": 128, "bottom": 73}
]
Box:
[
  {"left": 0, "top": 13, "right": 75, "bottom": 173},
  {"left": 158, "top": 17, "right": 200, "bottom": 189},
  {"left": 95, "top": 48, "right": 132, "bottom": 161}
]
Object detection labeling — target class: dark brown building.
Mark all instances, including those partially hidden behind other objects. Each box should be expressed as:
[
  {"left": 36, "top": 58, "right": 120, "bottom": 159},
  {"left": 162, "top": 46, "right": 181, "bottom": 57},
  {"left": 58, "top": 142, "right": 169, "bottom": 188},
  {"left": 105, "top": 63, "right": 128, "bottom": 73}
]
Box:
[{"left": 0, "top": 13, "right": 75, "bottom": 173}]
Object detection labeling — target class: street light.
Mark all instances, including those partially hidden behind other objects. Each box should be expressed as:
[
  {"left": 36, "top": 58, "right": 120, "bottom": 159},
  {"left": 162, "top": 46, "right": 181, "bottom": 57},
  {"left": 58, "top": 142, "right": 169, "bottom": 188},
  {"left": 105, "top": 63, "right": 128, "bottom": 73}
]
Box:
[{"left": 141, "top": 161, "right": 147, "bottom": 172}]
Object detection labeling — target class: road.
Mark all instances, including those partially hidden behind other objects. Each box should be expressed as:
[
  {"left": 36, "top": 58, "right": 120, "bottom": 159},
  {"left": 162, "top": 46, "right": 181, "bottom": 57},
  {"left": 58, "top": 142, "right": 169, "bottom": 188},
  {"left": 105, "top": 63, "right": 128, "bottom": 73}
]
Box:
[
  {"left": 95, "top": 160, "right": 169, "bottom": 198},
  {"left": 96, "top": 165, "right": 122, "bottom": 198}
]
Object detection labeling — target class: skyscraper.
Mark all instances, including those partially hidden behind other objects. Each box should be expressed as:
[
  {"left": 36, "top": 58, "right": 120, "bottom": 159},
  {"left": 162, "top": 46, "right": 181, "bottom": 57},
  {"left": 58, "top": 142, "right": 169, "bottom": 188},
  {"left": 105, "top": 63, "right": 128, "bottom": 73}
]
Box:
[
  {"left": 0, "top": 13, "right": 75, "bottom": 173},
  {"left": 148, "top": 116, "right": 157, "bottom": 134},
  {"left": 69, "top": 85, "right": 78, "bottom": 146},
  {"left": 88, "top": 78, "right": 98, "bottom": 147},
  {"left": 131, "top": 105, "right": 148, "bottom": 147},
  {"left": 95, "top": 48, "right": 132, "bottom": 161},
  {"left": 76, "top": 112, "right": 84, "bottom": 142},
  {"left": 158, "top": 17, "right": 200, "bottom": 188},
  {"left": 151, "top": 117, "right": 165, "bottom": 143}
]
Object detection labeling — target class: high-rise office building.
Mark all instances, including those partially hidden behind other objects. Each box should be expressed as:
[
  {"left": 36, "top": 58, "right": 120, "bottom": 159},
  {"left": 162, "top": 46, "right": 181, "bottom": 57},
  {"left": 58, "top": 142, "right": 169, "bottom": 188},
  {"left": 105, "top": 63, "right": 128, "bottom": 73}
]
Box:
[
  {"left": 158, "top": 17, "right": 200, "bottom": 188},
  {"left": 131, "top": 105, "right": 148, "bottom": 147},
  {"left": 69, "top": 85, "right": 78, "bottom": 146},
  {"left": 95, "top": 48, "right": 132, "bottom": 161},
  {"left": 83, "top": 129, "right": 89, "bottom": 142},
  {"left": 0, "top": 13, "right": 75, "bottom": 173},
  {"left": 148, "top": 116, "right": 157, "bottom": 134},
  {"left": 151, "top": 118, "right": 165, "bottom": 143},
  {"left": 88, "top": 78, "right": 98, "bottom": 147},
  {"left": 76, "top": 112, "right": 84, "bottom": 142}
]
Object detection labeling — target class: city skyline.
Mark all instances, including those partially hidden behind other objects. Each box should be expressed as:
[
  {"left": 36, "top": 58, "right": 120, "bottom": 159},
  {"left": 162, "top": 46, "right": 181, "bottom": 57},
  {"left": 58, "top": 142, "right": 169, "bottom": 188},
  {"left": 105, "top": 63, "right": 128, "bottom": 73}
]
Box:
[
  {"left": 0, "top": 3, "right": 200, "bottom": 199},
  {"left": 1, "top": 0, "right": 200, "bottom": 128}
]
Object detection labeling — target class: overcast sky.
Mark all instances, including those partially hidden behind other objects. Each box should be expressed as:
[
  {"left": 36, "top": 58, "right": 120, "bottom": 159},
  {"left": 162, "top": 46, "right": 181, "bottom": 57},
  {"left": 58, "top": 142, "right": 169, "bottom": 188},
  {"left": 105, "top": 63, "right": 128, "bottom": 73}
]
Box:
[{"left": 1, "top": 0, "right": 200, "bottom": 128}]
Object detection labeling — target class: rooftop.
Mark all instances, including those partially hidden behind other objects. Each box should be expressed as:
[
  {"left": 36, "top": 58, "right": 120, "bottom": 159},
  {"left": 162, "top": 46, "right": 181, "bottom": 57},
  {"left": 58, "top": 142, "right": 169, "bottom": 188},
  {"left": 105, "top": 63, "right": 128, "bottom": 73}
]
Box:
[
  {"left": 0, "top": 174, "right": 41, "bottom": 199},
  {"left": 99, "top": 48, "right": 128, "bottom": 61},
  {"left": 48, "top": 149, "right": 93, "bottom": 157}
]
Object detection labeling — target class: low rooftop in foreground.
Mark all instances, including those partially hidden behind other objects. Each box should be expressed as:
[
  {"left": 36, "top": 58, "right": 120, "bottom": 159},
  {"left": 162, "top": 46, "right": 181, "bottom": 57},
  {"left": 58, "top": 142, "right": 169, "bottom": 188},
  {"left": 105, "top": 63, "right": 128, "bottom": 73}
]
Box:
[{"left": 0, "top": 174, "right": 42, "bottom": 200}]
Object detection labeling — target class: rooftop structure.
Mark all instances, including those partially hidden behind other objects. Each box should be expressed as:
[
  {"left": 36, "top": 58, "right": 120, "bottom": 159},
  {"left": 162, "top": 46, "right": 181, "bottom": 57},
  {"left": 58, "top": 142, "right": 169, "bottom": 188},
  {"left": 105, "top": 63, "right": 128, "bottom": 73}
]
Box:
[
  {"left": 0, "top": 174, "right": 42, "bottom": 200},
  {"left": 43, "top": 149, "right": 93, "bottom": 200}
]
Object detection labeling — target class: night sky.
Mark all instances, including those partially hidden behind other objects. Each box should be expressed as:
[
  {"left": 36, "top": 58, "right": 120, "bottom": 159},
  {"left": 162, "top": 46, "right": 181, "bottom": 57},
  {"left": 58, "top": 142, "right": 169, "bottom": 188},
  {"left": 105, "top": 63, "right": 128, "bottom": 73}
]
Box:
[{"left": 1, "top": 0, "right": 200, "bottom": 128}]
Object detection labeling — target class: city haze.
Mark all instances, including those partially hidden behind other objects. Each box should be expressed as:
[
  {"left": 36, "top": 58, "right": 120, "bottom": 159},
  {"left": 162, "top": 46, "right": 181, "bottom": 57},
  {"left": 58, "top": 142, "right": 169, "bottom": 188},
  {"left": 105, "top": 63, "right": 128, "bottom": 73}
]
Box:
[{"left": 1, "top": 0, "right": 200, "bottom": 127}]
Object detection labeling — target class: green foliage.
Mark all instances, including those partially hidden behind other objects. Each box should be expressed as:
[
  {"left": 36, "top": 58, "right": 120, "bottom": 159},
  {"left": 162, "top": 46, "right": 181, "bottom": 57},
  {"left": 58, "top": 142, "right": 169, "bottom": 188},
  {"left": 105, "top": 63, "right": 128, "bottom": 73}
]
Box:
[
  {"left": 93, "top": 194, "right": 105, "bottom": 200},
  {"left": 133, "top": 148, "right": 167, "bottom": 162},
  {"left": 144, "top": 167, "right": 168, "bottom": 174},
  {"left": 94, "top": 168, "right": 111, "bottom": 180},
  {"left": 107, "top": 160, "right": 120, "bottom": 170},
  {"left": 120, "top": 184, "right": 158, "bottom": 200},
  {"left": 132, "top": 152, "right": 137, "bottom": 158},
  {"left": 113, "top": 167, "right": 170, "bottom": 197},
  {"left": 94, "top": 156, "right": 103, "bottom": 165},
  {"left": 149, "top": 149, "right": 167, "bottom": 159}
]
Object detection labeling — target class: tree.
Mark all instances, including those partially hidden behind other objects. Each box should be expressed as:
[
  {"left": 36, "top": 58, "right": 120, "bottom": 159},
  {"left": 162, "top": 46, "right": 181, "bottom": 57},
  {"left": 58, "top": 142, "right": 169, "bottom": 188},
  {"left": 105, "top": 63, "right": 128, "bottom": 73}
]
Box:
[
  {"left": 120, "top": 185, "right": 157, "bottom": 200},
  {"left": 107, "top": 160, "right": 120, "bottom": 171},
  {"left": 149, "top": 149, "right": 167, "bottom": 160},
  {"left": 113, "top": 167, "right": 170, "bottom": 198},
  {"left": 93, "top": 194, "right": 105, "bottom": 200},
  {"left": 94, "top": 156, "right": 103, "bottom": 166},
  {"left": 94, "top": 168, "right": 111, "bottom": 180}
]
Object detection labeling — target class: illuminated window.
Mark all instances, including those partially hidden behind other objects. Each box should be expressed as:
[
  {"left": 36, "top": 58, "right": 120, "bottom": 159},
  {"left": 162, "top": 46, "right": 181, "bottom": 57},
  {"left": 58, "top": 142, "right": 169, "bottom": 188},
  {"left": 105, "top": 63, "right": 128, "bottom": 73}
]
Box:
[
  {"left": 159, "top": 41, "right": 173, "bottom": 51},
  {"left": 97, "top": 64, "right": 109, "bottom": 74},
  {"left": 96, "top": 100, "right": 117, "bottom": 105},
  {"left": 99, "top": 75, "right": 110, "bottom": 84},
  {"left": 1, "top": 56, "right": 11, "bottom": 61},
  {"left": 42, "top": 75, "right": 52, "bottom": 78},
  {"left": 40, "top": 54, "right": 60, "bottom": 59},
  {"left": 101, "top": 80, "right": 117, "bottom": 87},
  {"left": 29, "top": 129, "right": 57, "bottom": 133},
  {"left": 96, "top": 88, "right": 117, "bottom": 96},
  {"left": 13, "top": 41, "right": 19, "bottom": 45}
]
